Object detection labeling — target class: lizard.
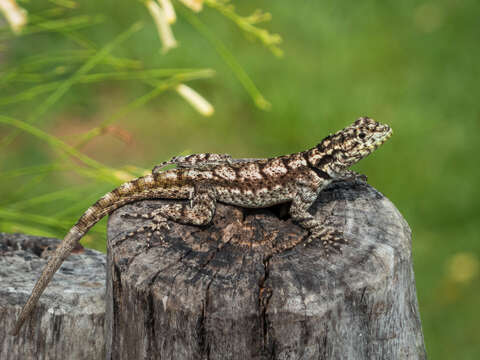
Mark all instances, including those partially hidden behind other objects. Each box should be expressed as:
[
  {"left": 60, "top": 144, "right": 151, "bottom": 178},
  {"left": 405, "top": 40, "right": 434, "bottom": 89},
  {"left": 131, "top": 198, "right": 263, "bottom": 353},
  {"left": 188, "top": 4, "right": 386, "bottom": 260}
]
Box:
[{"left": 11, "top": 116, "right": 392, "bottom": 335}]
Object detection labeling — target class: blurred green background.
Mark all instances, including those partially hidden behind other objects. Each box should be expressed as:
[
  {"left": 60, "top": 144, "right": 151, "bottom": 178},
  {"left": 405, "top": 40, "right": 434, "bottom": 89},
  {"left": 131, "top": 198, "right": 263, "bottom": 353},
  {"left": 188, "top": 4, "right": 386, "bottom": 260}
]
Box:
[{"left": 1, "top": 0, "right": 479, "bottom": 358}]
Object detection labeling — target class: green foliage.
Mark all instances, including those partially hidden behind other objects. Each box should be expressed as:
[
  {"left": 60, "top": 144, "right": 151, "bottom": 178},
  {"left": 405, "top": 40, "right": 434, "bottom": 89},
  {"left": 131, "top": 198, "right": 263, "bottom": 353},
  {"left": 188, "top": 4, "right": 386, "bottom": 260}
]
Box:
[
  {"left": 1, "top": 0, "right": 479, "bottom": 358},
  {"left": 0, "top": 0, "right": 278, "bottom": 245}
]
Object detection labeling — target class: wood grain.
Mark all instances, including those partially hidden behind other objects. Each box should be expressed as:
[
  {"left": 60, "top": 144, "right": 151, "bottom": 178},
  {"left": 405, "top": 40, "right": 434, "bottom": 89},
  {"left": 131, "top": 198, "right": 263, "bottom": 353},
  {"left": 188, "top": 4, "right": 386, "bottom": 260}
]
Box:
[
  {"left": 0, "top": 233, "right": 106, "bottom": 360},
  {"left": 106, "top": 180, "right": 426, "bottom": 359}
]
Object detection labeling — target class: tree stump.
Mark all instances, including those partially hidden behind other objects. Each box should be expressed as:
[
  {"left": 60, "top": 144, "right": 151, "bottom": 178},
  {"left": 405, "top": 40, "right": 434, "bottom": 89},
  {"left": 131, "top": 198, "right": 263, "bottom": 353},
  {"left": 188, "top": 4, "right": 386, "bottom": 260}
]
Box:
[
  {"left": 0, "top": 233, "right": 106, "bottom": 360},
  {"left": 106, "top": 180, "right": 427, "bottom": 360}
]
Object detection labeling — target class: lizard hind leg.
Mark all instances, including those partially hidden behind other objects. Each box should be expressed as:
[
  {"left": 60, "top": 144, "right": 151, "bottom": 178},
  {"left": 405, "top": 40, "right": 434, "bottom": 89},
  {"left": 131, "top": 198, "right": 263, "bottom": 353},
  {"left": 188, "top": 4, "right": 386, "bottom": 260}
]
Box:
[
  {"left": 305, "top": 225, "right": 346, "bottom": 256},
  {"left": 118, "top": 210, "right": 170, "bottom": 248},
  {"left": 115, "top": 185, "right": 217, "bottom": 248}
]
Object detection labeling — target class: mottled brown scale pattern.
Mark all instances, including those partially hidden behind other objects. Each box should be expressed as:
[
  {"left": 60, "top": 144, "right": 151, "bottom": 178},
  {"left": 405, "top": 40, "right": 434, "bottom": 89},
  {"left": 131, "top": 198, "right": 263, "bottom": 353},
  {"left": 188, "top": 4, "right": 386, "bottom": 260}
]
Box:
[{"left": 12, "top": 116, "right": 393, "bottom": 336}]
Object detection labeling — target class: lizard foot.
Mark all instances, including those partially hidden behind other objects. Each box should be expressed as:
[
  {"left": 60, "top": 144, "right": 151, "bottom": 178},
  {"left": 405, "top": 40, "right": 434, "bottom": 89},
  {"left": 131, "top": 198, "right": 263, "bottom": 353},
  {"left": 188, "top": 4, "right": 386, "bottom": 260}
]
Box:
[
  {"left": 340, "top": 172, "right": 368, "bottom": 183},
  {"left": 304, "top": 227, "right": 347, "bottom": 256},
  {"left": 118, "top": 212, "right": 170, "bottom": 248},
  {"left": 145, "top": 214, "right": 170, "bottom": 248},
  {"left": 353, "top": 173, "right": 368, "bottom": 182}
]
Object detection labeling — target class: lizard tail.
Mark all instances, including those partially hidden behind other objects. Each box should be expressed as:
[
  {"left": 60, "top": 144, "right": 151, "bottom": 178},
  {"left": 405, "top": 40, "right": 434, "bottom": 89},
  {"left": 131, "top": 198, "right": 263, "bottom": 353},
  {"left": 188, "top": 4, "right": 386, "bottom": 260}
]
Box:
[
  {"left": 11, "top": 227, "right": 83, "bottom": 335},
  {"left": 11, "top": 172, "right": 188, "bottom": 335}
]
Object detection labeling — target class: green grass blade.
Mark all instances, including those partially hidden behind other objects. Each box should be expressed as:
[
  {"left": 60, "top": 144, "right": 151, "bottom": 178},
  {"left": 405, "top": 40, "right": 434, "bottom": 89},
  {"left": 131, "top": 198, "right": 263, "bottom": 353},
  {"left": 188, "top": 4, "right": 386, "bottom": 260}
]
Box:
[
  {"left": 0, "top": 82, "right": 60, "bottom": 106},
  {"left": 204, "top": 0, "right": 283, "bottom": 57},
  {"left": 74, "top": 69, "right": 215, "bottom": 147},
  {"left": 54, "top": 190, "right": 109, "bottom": 218},
  {"left": 179, "top": 7, "right": 271, "bottom": 110},
  {"left": 4, "top": 175, "right": 47, "bottom": 207},
  {"left": 48, "top": 0, "right": 78, "bottom": 9},
  {"left": 0, "top": 208, "right": 72, "bottom": 230},
  {"left": 77, "top": 68, "right": 213, "bottom": 82},
  {"left": 0, "top": 115, "right": 117, "bottom": 183},
  {"left": 0, "top": 51, "right": 142, "bottom": 88},
  {"left": 0, "top": 69, "right": 211, "bottom": 107},
  {"left": 20, "top": 15, "right": 105, "bottom": 36},
  {"left": 0, "top": 223, "right": 62, "bottom": 238},
  {"left": 0, "top": 208, "right": 104, "bottom": 236},
  {"left": 1, "top": 21, "right": 144, "bottom": 147},
  {"left": 7, "top": 187, "right": 83, "bottom": 210},
  {"left": 1, "top": 164, "right": 67, "bottom": 179}
]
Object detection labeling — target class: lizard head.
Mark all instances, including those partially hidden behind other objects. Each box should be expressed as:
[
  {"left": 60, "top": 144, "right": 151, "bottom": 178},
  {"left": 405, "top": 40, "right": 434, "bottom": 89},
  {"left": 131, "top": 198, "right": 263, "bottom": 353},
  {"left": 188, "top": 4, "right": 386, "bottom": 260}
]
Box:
[{"left": 315, "top": 117, "right": 392, "bottom": 173}]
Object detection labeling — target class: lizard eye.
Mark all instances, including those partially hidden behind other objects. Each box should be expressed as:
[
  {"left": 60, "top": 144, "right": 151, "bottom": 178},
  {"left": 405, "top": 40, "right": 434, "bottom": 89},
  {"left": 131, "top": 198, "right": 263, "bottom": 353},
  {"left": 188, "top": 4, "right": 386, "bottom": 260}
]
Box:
[{"left": 358, "top": 132, "right": 366, "bottom": 139}]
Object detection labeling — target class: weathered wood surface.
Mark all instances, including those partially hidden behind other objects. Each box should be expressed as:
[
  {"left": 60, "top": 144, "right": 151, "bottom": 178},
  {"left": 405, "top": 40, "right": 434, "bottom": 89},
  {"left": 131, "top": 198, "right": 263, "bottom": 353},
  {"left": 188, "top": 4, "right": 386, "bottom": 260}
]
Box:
[
  {"left": 106, "top": 180, "right": 427, "bottom": 360},
  {"left": 0, "top": 233, "right": 106, "bottom": 360}
]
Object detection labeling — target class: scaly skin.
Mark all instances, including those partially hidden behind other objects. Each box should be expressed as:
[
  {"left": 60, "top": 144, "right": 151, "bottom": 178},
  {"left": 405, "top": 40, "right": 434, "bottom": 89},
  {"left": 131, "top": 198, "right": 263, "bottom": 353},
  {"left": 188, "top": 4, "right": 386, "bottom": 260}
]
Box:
[{"left": 12, "top": 116, "right": 392, "bottom": 335}]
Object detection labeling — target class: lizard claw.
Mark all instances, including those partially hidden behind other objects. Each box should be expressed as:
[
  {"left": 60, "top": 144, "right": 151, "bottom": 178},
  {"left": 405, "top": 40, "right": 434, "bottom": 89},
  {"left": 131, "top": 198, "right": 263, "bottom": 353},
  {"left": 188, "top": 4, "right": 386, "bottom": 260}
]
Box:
[
  {"left": 355, "top": 173, "right": 368, "bottom": 182},
  {"left": 304, "top": 228, "right": 347, "bottom": 255},
  {"left": 142, "top": 215, "right": 170, "bottom": 249},
  {"left": 115, "top": 213, "right": 170, "bottom": 248},
  {"left": 152, "top": 215, "right": 170, "bottom": 231},
  {"left": 342, "top": 172, "right": 367, "bottom": 183}
]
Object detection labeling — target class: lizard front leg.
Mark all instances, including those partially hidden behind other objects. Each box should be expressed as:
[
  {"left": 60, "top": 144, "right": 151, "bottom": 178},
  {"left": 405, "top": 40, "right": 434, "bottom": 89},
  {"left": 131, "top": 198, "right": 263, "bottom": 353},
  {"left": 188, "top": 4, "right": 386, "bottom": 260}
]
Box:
[
  {"left": 289, "top": 187, "right": 346, "bottom": 254},
  {"left": 118, "top": 185, "right": 217, "bottom": 247}
]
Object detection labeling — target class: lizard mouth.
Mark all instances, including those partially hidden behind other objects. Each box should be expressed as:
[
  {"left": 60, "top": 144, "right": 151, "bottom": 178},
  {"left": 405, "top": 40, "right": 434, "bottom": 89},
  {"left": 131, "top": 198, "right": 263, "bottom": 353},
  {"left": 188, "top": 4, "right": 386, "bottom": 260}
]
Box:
[
  {"left": 383, "top": 127, "right": 393, "bottom": 142},
  {"left": 368, "top": 126, "right": 393, "bottom": 151},
  {"left": 378, "top": 125, "right": 393, "bottom": 144}
]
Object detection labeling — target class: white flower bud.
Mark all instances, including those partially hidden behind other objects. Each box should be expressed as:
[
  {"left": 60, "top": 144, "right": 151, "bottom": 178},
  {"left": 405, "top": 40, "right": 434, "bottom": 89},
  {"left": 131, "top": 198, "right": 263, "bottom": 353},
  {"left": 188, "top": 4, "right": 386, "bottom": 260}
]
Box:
[
  {"left": 146, "top": 0, "right": 177, "bottom": 53},
  {"left": 176, "top": 84, "right": 214, "bottom": 117},
  {"left": 178, "top": 0, "right": 203, "bottom": 12},
  {"left": 158, "top": 0, "right": 176, "bottom": 24},
  {"left": 0, "top": 0, "right": 27, "bottom": 34}
]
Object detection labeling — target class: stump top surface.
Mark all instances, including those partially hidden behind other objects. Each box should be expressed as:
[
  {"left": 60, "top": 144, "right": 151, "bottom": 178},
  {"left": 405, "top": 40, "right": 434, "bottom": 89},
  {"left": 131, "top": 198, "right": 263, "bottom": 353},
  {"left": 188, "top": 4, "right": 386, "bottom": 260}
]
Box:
[
  {"left": 0, "top": 232, "right": 106, "bottom": 314},
  {"left": 1, "top": 233, "right": 107, "bottom": 360}
]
